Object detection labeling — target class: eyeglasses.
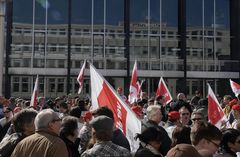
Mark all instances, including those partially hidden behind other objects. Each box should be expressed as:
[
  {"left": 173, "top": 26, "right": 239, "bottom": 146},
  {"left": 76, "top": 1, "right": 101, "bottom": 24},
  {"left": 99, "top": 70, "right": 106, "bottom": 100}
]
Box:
[
  {"left": 192, "top": 118, "right": 202, "bottom": 121},
  {"left": 206, "top": 139, "right": 220, "bottom": 148},
  {"left": 181, "top": 112, "right": 190, "bottom": 116}
]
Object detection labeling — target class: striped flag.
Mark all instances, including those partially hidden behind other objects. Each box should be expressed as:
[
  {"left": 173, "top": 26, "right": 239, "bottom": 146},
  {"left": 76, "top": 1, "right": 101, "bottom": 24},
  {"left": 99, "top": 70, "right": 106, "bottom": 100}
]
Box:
[
  {"left": 30, "top": 75, "right": 39, "bottom": 108},
  {"left": 156, "top": 77, "right": 173, "bottom": 105},
  {"left": 208, "top": 84, "right": 226, "bottom": 128},
  {"left": 90, "top": 63, "right": 141, "bottom": 152},
  {"left": 77, "top": 60, "right": 86, "bottom": 94}
]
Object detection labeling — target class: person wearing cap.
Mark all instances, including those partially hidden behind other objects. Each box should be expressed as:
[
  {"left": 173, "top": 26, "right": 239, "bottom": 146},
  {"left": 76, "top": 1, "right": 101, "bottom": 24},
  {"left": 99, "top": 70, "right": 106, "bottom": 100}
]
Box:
[
  {"left": 165, "top": 111, "right": 181, "bottom": 138},
  {"left": 166, "top": 144, "right": 202, "bottom": 157},
  {"left": 81, "top": 115, "right": 130, "bottom": 157},
  {"left": 229, "top": 104, "right": 240, "bottom": 129},
  {"left": 10, "top": 109, "right": 68, "bottom": 157}
]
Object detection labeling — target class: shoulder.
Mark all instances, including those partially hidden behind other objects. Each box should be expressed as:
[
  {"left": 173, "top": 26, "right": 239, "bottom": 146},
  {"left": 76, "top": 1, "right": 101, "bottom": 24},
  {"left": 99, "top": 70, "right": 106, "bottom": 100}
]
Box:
[{"left": 135, "top": 148, "right": 155, "bottom": 157}]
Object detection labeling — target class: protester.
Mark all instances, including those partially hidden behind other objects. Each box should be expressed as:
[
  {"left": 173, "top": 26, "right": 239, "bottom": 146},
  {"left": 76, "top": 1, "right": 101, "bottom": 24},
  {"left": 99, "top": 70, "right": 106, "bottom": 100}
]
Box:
[
  {"left": 191, "top": 110, "right": 205, "bottom": 125},
  {"left": 81, "top": 115, "right": 131, "bottom": 157},
  {"left": 60, "top": 116, "right": 80, "bottom": 157},
  {"left": 0, "top": 107, "right": 14, "bottom": 141},
  {"left": 0, "top": 109, "right": 37, "bottom": 157},
  {"left": 91, "top": 107, "right": 131, "bottom": 151},
  {"left": 190, "top": 90, "right": 201, "bottom": 107},
  {"left": 142, "top": 105, "right": 171, "bottom": 156},
  {"left": 178, "top": 106, "right": 192, "bottom": 126},
  {"left": 191, "top": 122, "right": 222, "bottom": 155},
  {"left": 171, "top": 126, "right": 191, "bottom": 147},
  {"left": 215, "top": 128, "right": 240, "bottom": 157},
  {"left": 135, "top": 127, "right": 164, "bottom": 157},
  {"left": 166, "top": 144, "right": 202, "bottom": 157},
  {"left": 10, "top": 109, "right": 68, "bottom": 157}
]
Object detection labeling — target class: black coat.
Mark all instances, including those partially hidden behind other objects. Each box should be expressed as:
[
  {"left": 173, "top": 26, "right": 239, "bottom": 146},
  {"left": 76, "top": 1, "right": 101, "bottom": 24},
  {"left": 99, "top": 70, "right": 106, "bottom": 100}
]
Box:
[{"left": 141, "top": 120, "right": 171, "bottom": 156}]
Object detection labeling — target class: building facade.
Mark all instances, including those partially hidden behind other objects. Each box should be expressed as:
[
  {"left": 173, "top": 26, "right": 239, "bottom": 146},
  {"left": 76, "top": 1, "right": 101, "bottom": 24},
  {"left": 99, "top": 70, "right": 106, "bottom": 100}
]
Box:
[{"left": 3, "top": 0, "right": 240, "bottom": 99}]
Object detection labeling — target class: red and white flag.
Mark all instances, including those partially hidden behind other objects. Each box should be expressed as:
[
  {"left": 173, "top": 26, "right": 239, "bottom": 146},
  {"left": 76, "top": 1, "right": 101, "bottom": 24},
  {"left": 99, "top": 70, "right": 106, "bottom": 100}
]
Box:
[
  {"left": 30, "top": 75, "right": 39, "bottom": 108},
  {"left": 156, "top": 77, "right": 173, "bottom": 105},
  {"left": 208, "top": 84, "right": 226, "bottom": 128},
  {"left": 128, "top": 60, "right": 138, "bottom": 104},
  {"left": 77, "top": 60, "right": 86, "bottom": 94},
  {"left": 90, "top": 63, "right": 141, "bottom": 152},
  {"left": 230, "top": 79, "right": 240, "bottom": 97}
]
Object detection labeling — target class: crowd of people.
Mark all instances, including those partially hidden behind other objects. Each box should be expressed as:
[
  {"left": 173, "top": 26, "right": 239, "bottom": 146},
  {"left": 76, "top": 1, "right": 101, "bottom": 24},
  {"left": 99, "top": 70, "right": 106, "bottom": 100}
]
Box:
[{"left": 0, "top": 89, "right": 239, "bottom": 157}]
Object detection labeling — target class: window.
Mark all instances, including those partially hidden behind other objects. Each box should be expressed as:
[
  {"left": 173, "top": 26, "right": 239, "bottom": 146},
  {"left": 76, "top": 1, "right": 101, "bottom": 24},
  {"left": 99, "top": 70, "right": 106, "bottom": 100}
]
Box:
[
  {"left": 12, "top": 77, "right": 20, "bottom": 92},
  {"left": 57, "top": 78, "right": 64, "bottom": 92},
  {"left": 22, "top": 77, "right": 29, "bottom": 92},
  {"left": 48, "top": 78, "right": 56, "bottom": 92}
]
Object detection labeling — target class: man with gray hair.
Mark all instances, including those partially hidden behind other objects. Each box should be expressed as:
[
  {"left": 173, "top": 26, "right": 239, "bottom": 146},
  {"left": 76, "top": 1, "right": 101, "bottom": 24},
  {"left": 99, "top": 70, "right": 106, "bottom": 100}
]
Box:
[
  {"left": 141, "top": 105, "right": 171, "bottom": 156},
  {"left": 11, "top": 109, "right": 68, "bottom": 157}
]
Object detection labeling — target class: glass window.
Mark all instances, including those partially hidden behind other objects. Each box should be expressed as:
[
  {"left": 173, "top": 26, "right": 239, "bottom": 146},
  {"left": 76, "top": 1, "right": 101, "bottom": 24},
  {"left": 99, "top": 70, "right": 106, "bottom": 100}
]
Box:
[
  {"left": 22, "top": 77, "right": 29, "bottom": 92},
  {"left": 57, "top": 78, "right": 64, "bottom": 92}
]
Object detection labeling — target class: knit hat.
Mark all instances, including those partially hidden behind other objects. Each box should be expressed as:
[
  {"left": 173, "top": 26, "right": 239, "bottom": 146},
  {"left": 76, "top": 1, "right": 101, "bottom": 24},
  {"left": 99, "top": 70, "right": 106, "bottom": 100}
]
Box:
[
  {"left": 90, "top": 115, "right": 113, "bottom": 132},
  {"left": 168, "top": 111, "right": 180, "bottom": 120}
]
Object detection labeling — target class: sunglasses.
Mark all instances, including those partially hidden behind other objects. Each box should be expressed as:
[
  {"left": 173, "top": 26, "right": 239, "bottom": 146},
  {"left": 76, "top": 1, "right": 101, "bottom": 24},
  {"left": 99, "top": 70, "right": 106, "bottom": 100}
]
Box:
[{"left": 192, "top": 118, "right": 202, "bottom": 121}]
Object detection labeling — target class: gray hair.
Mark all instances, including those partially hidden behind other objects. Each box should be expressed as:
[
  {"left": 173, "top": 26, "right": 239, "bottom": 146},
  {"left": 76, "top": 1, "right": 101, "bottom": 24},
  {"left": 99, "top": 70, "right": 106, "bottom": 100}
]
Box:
[
  {"left": 146, "top": 105, "right": 161, "bottom": 120},
  {"left": 34, "top": 109, "right": 59, "bottom": 130}
]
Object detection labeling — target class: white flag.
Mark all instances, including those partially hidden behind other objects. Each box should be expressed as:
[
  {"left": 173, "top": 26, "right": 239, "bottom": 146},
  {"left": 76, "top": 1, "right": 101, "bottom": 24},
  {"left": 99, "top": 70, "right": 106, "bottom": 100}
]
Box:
[
  {"left": 30, "top": 75, "right": 39, "bottom": 108},
  {"left": 128, "top": 60, "right": 138, "bottom": 104},
  {"left": 230, "top": 79, "right": 240, "bottom": 97},
  {"left": 90, "top": 63, "right": 141, "bottom": 152},
  {"left": 77, "top": 60, "right": 86, "bottom": 94}
]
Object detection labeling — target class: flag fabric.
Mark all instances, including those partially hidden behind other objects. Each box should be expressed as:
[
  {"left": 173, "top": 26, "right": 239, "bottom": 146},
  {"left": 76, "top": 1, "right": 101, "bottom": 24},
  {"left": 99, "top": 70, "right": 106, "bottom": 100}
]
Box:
[
  {"left": 156, "top": 77, "right": 173, "bottom": 105},
  {"left": 128, "top": 60, "right": 138, "bottom": 104},
  {"left": 90, "top": 63, "right": 141, "bottom": 152},
  {"left": 207, "top": 84, "right": 226, "bottom": 128},
  {"left": 77, "top": 60, "right": 86, "bottom": 94},
  {"left": 30, "top": 75, "right": 39, "bottom": 108},
  {"left": 230, "top": 79, "right": 240, "bottom": 97},
  {"left": 136, "top": 80, "right": 144, "bottom": 98}
]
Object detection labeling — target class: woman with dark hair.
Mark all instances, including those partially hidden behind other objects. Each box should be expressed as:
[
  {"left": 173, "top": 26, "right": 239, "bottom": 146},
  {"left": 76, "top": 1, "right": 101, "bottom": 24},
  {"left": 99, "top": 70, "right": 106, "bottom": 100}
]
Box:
[
  {"left": 60, "top": 116, "right": 80, "bottom": 157},
  {"left": 215, "top": 129, "right": 240, "bottom": 157},
  {"left": 171, "top": 126, "right": 191, "bottom": 147},
  {"left": 134, "top": 127, "right": 164, "bottom": 157}
]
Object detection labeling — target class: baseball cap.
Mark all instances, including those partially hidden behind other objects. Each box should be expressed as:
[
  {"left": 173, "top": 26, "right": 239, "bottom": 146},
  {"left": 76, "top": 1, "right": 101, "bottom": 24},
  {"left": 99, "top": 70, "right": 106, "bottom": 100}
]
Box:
[{"left": 90, "top": 115, "right": 113, "bottom": 132}]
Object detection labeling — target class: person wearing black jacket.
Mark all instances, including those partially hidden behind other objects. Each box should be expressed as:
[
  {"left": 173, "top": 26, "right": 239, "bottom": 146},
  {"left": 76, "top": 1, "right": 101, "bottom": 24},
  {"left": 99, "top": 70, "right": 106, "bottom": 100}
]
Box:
[
  {"left": 142, "top": 105, "right": 171, "bottom": 156},
  {"left": 60, "top": 116, "right": 80, "bottom": 157},
  {"left": 0, "top": 109, "right": 37, "bottom": 157}
]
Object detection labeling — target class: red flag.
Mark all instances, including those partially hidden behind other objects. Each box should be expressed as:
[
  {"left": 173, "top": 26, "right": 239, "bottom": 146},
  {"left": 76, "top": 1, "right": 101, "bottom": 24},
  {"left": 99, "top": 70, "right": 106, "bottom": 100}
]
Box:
[
  {"left": 30, "top": 75, "right": 39, "bottom": 108},
  {"left": 90, "top": 63, "right": 141, "bottom": 152},
  {"left": 77, "top": 60, "right": 86, "bottom": 94},
  {"left": 208, "top": 84, "right": 226, "bottom": 128},
  {"left": 156, "top": 77, "right": 173, "bottom": 105},
  {"left": 230, "top": 79, "right": 240, "bottom": 97},
  {"left": 128, "top": 60, "right": 138, "bottom": 104}
]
